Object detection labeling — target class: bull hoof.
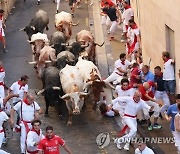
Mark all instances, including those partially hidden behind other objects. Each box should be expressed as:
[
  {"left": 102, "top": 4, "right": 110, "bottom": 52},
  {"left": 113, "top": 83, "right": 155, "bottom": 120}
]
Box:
[
  {"left": 67, "top": 121, "right": 72, "bottom": 126},
  {"left": 46, "top": 26, "right": 49, "bottom": 31}
]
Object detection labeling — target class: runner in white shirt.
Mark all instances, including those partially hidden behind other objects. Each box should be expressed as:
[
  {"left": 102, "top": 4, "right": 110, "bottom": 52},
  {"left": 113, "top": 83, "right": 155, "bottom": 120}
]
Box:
[
  {"left": 126, "top": 19, "right": 141, "bottom": 60},
  {"left": 104, "top": 53, "right": 131, "bottom": 85},
  {"left": 115, "top": 78, "right": 134, "bottom": 116},
  {"left": 0, "top": 61, "right": 6, "bottom": 99},
  {"left": 10, "top": 94, "right": 41, "bottom": 154},
  {"left": 162, "top": 51, "right": 175, "bottom": 104},
  {"left": 8, "top": 75, "right": 29, "bottom": 105},
  {"left": 121, "top": 1, "right": 134, "bottom": 41},
  {"left": 0, "top": 107, "right": 11, "bottom": 154},
  {"left": 114, "top": 91, "right": 151, "bottom": 151},
  {"left": 26, "top": 119, "right": 44, "bottom": 154}
]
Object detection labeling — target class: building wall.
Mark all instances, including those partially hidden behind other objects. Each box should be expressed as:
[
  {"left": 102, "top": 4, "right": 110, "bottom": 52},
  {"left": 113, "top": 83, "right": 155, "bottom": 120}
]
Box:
[{"left": 130, "top": 0, "right": 180, "bottom": 93}]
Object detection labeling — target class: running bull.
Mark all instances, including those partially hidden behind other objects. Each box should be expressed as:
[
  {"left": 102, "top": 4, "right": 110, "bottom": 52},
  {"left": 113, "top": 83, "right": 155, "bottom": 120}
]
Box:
[
  {"left": 37, "top": 66, "right": 63, "bottom": 116},
  {"left": 76, "top": 58, "right": 115, "bottom": 109},
  {"left": 76, "top": 29, "right": 104, "bottom": 64},
  {"left": 55, "top": 11, "right": 79, "bottom": 40},
  {"left": 59, "top": 64, "right": 88, "bottom": 126},
  {"left": 19, "top": 9, "right": 49, "bottom": 40}
]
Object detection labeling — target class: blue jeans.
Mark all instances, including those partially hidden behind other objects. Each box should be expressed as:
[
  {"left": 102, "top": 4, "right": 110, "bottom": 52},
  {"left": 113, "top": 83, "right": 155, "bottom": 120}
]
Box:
[{"left": 164, "top": 80, "right": 176, "bottom": 94}]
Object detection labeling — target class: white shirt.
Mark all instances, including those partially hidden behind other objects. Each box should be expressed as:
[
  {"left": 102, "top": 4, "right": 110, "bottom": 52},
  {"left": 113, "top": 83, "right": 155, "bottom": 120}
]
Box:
[
  {"left": 113, "top": 59, "right": 131, "bottom": 76},
  {"left": 27, "top": 129, "right": 44, "bottom": 152},
  {"left": 163, "top": 59, "right": 175, "bottom": 80},
  {"left": 115, "top": 85, "right": 134, "bottom": 97},
  {"left": 135, "top": 146, "right": 155, "bottom": 154},
  {"left": 112, "top": 96, "right": 150, "bottom": 117},
  {"left": 0, "top": 98, "right": 11, "bottom": 115},
  {"left": 14, "top": 101, "right": 40, "bottom": 121},
  {"left": 127, "top": 26, "right": 140, "bottom": 50},
  {"left": 0, "top": 68, "right": 5, "bottom": 83},
  {"left": 10, "top": 81, "right": 28, "bottom": 104},
  {"left": 122, "top": 7, "right": 134, "bottom": 25},
  {"left": 0, "top": 111, "right": 9, "bottom": 130}
]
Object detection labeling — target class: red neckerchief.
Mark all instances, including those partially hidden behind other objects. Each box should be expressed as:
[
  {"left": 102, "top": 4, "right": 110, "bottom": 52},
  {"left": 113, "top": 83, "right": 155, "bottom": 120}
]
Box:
[
  {"left": 121, "top": 86, "right": 130, "bottom": 91},
  {"left": 0, "top": 67, "right": 4, "bottom": 72},
  {"left": 121, "top": 60, "right": 125, "bottom": 65},
  {"left": 23, "top": 99, "right": 31, "bottom": 105},
  {"left": 0, "top": 109, "right": 3, "bottom": 112},
  {"left": 125, "top": 5, "right": 131, "bottom": 9},
  {"left": 133, "top": 96, "right": 139, "bottom": 103},
  {"left": 18, "top": 80, "right": 25, "bottom": 90},
  {"left": 163, "top": 58, "right": 170, "bottom": 63},
  {"left": 131, "top": 24, "right": 138, "bottom": 29},
  {"left": 46, "top": 134, "right": 55, "bottom": 140},
  {"left": 31, "top": 128, "right": 40, "bottom": 136}
]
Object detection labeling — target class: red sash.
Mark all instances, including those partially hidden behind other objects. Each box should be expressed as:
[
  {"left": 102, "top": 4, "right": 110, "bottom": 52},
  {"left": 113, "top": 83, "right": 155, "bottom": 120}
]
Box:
[{"left": 0, "top": 129, "right": 4, "bottom": 133}]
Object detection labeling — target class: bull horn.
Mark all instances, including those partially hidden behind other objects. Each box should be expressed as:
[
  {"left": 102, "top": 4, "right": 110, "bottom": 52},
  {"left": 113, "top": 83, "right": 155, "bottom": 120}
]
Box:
[
  {"left": 61, "top": 94, "right": 71, "bottom": 100},
  {"left": 71, "top": 20, "right": 79, "bottom": 26},
  {"left": 27, "top": 61, "right": 37, "bottom": 64},
  {"left": 61, "top": 43, "right": 68, "bottom": 46},
  {"left": 66, "top": 45, "right": 73, "bottom": 49},
  {"left": 79, "top": 92, "right": 88, "bottom": 97},
  {"left": 19, "top": 27, "right": 25, "bottom": 31},
  {"left": 104, "top": 81, "right": 115, "bottom": 90},
  {"left": 83, "top": 81, "right": 93, "bottom": 92},
  {"left": 52, "top": 87, "right": 61, "bottom": 90},
  {"left": 31, "top": 26, "right": 36, "bottom": 31},
  {"left": 81, "top": 43, "right": 89, "bottom": 48},
  {"left": 44, "top": 60, "right": 53, "bottom": 63},
  {"left": 95, "top": 41, "right": 105, "bottom": 47},
  {"left": 37, "top": 89, "right": 45, "bottom": 95}
]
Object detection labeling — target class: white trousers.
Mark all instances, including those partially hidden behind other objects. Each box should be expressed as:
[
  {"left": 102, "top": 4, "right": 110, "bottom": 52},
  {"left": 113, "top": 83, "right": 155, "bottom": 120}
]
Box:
[
  {"left": 117, "top": 117, "right": 137, "bottom": 144},
  {"left": 104, "top": 72, "right": 123, "bottom": 84},
  {"left": 155, "top": 91, "right": 170, "bottom": 113},
  {"left": 101, "top": 16, "right": 111, "bottom": 26},
  {"left": 20, "top": 122, "right": 32, "bottom": 153},
  {"left": 0, "top": 85, "right": 5, "bottom": 99},
  {"left": 143, "top": 101, "right": 160, "bottom": 119},
  {"left": 109, "top": 21, "right": 118, "bottom": 36},
  {"left": 122, "top": 23, "right": 128, "bottom": 33},
  {"left": 0, "top": 132, "right": 4, "bottom": 148},
  {"left": 56, "top": 0, "right": 61, "bottom": 11}
]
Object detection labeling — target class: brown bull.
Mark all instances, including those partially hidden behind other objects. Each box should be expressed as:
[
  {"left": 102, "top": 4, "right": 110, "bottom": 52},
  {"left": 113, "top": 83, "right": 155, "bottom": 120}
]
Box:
[{"left": 76, "top": 30, "right": 104, "bottom": 64}]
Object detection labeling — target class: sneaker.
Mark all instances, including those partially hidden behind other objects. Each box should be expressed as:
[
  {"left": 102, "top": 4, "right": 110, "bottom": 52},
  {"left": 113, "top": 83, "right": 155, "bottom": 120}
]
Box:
[
  {"left": 107, "top": 31, "right": 110, "bottom": 34},
  {"left": 3, "top": 49, "right": 8, "bottom": 53},
  {"left": 148, "top": 125, "right": 153, "bottom": 131},
  {"left": 89, "top": 2, "right": 93, "bottom": 5},
  {"left": 153, "top": 123, "right": 162, "bottom": 129},
  {"left": 123, "top": 143, "right": 130, "bottom": 151}
]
